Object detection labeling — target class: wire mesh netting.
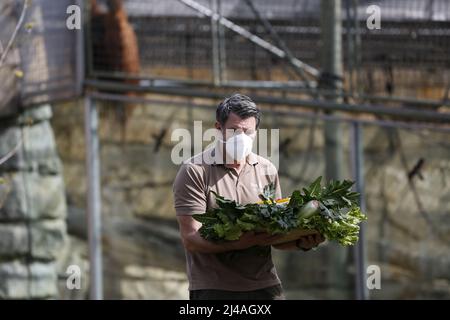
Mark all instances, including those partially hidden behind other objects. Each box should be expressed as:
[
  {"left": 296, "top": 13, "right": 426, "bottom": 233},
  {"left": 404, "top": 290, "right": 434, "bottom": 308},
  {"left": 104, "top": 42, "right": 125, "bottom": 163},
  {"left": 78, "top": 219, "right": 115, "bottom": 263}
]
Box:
[
  {"left": 0, "top": 0, "right": 80, "bottom": 114},
  {"left": 87, "top": 0, "right": 450, "bottom": 103}
]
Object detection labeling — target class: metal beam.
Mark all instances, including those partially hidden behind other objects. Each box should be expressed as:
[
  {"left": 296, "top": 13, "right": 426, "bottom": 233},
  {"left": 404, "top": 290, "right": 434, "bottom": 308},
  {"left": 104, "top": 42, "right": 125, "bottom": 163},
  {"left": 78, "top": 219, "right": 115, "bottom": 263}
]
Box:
[
  {"left": 83, "top": 79, "right": 450, "bottom": 123},
  {"left": 243, "top": 0, "right": 313, "bottom": 87},
  {"left": 88, "top": 92, "right": 450, "bottom": 133},
  {"left": 177, "top": 0, "right": 320, "bottom": 78},
  {"left": 87, "top": 71, "right": 450, "bottom": 108}
]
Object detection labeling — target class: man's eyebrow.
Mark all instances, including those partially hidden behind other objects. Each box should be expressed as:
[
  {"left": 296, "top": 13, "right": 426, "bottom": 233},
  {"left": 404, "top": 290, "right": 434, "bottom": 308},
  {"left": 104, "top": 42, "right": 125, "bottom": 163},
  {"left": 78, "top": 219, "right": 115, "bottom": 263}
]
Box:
[{"left": 226, "top": 126, "right": 254, "bottom": 131}]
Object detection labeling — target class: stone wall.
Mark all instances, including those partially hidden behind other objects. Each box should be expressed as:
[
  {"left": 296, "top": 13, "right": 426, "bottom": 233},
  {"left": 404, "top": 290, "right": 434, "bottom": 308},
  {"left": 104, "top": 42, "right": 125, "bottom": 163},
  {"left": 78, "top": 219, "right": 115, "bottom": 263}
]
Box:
[{"left": 0, "top": 104, "right": 67, "bottom": 299}]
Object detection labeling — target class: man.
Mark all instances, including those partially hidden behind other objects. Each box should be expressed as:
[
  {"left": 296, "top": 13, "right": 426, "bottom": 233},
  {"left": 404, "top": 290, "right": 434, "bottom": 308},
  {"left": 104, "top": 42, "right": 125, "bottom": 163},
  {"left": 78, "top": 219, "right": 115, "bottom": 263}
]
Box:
[{"left": 173, "top": 94, "right": 325, "bottom": 300}]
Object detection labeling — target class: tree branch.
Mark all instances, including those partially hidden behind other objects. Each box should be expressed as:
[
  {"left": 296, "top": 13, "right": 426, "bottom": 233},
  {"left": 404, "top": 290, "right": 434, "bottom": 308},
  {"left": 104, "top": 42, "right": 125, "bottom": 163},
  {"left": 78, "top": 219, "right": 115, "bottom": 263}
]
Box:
[
  {"left": 0, "top": 0, "right": 30, "bottom": 68},
  {"left": 0, "top": 137, "right": 23, "bottom": 166}
]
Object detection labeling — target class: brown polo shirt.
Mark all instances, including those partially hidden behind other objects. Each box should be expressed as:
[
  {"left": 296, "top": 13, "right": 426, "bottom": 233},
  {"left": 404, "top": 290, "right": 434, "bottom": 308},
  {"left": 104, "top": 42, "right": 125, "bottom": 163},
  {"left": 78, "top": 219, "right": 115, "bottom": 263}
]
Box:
[{"left": 173, "top": 144, "right": 282, "bottom": 291}]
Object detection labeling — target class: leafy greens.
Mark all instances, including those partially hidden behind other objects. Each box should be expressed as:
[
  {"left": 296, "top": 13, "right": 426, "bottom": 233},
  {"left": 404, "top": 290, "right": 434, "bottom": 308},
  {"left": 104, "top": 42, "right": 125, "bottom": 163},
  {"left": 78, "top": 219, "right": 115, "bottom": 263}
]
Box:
[{"left": 193, "top": 176, "right": 367, "bottom": 246}]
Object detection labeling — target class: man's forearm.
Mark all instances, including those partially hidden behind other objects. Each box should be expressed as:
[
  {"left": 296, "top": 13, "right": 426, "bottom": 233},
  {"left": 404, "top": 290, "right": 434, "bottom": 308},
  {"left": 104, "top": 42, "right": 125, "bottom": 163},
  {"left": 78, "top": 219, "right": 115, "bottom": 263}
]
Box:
[
  {"left": 272, "top": 240, "right": 299, "bottom": 251},
  {"left": 183, "top": 232, "right": 240, "bottom": 254}
]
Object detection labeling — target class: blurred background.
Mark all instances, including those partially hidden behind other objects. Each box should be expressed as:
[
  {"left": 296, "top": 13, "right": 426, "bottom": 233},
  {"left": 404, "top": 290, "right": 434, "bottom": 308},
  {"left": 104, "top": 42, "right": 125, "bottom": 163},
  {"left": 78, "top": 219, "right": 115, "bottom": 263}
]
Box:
[{"left": 0, "top": 0, "right": 449, "bottom": 299}]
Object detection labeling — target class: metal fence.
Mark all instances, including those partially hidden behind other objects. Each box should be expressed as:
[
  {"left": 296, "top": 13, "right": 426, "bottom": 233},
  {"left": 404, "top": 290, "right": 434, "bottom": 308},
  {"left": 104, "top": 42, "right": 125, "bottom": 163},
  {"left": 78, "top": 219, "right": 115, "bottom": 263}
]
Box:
[
  {"left": 0, "top": 0, "right": 82, "bottom": 113},
  {"left": 87, "top": 0, "right": 450, "bottom": 106}
]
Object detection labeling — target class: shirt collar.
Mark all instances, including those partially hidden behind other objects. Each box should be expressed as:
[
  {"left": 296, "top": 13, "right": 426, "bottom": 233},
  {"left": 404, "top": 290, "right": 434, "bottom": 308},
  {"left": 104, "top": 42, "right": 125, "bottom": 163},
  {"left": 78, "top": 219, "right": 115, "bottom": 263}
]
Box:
[{"left": 246, "top": 151, "right": 259, "bottom": 165}]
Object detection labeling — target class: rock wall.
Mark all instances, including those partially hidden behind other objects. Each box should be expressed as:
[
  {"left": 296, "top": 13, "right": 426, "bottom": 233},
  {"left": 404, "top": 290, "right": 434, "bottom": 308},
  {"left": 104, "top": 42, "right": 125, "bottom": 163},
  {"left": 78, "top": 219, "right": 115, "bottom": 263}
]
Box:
[{"left": 0, "top": 104, "right": 67, "bottom": 299}]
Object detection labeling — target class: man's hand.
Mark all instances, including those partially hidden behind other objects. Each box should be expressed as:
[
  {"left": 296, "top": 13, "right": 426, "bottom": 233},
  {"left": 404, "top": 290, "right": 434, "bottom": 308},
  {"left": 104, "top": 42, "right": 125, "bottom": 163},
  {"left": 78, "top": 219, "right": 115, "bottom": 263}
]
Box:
[{"left": 272, "top": 233, "right": 326, "bottom": 251}]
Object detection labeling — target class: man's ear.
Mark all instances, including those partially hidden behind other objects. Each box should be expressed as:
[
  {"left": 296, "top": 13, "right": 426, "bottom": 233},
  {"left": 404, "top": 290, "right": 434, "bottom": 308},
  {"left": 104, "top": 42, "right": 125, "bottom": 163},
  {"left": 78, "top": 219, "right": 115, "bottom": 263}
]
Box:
[{"left": 214, "top": 121, "right": 221, "bottom": 130}]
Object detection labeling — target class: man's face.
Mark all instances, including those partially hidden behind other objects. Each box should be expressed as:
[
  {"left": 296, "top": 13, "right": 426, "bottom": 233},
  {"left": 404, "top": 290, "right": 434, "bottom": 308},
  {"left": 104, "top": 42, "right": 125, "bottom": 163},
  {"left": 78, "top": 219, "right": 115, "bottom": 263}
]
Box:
[{"left": 215, "top": 112, "right": 257, "bottom": 140}]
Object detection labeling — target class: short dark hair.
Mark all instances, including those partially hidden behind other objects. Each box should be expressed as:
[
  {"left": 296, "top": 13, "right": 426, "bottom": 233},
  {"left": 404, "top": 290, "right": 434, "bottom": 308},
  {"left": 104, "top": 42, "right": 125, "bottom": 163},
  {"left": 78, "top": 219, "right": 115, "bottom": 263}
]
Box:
[{"left": 216, "top": 94, "right": 261, "bottom": 128}]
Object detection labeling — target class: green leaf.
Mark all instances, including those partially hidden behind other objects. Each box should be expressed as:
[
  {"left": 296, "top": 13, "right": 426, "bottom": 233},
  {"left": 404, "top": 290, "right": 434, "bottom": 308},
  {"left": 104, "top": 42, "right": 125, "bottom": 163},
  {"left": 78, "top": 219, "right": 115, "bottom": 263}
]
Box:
[
  {"left": 259, "top": 205, "right": 270, "bottom": 218},
  {"left": 213, "top": 224, "right": 226, "bottom": 238},
  {"left": 242, "top": 212, "right": 259, "bottom": 222},
  {"left": 236, "top": 219, "right": 255, "bottom": 231},
  {"left": 259, "top": 182, "right": 276, "bottom": 203},
  {"left": 193, "top": 215, "right": 217, "bottom": 224},
  {"left": 288, "top": 190, "right": 304, "bottom": 208},
  {"left": 308, "top": 176, "right": 322, "bottom": 197},
  {"left": 223, "top": 224, "right": 242, "bottom": 241}
]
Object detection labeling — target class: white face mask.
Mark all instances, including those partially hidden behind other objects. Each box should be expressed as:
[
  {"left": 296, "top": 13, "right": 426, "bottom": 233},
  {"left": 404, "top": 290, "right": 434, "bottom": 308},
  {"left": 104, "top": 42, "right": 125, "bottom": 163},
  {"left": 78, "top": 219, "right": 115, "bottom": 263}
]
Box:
[{"left": 221, "top": 132, "right": 255, "bottom": 162}]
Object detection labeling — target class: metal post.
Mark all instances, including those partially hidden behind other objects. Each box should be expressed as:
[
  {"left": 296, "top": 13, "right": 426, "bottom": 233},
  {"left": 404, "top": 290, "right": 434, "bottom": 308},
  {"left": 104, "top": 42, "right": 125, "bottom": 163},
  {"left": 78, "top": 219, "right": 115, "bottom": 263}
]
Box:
[
  {"left": 321, "top": 0, "right": 344, "bottom": 182},
  {"left": 75, "top": 0, "right": 85, "bottom": 97},
  {"left": 217, "top": 0, "right": 227, "bottom": 83},
  {"left": 352, "top": 0, "right": 362, "bottom": 98},
  {"left": 345, "top": 0, "right": 354, "bottom": 96},
  {"left": 85, "top": 0, "right": 94, "bottom": 78},
  {"left": 351, "top": 121, "right": 368, "bottom": 300},
  {"left": 321, "top": 0, "right": 349, "bottom": 298},
  {"left": 84, "top": 95, "right": 103, "bottom": 300},
  {"left": 210, "top": 0, "right": 221, "bottom": 85}
]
